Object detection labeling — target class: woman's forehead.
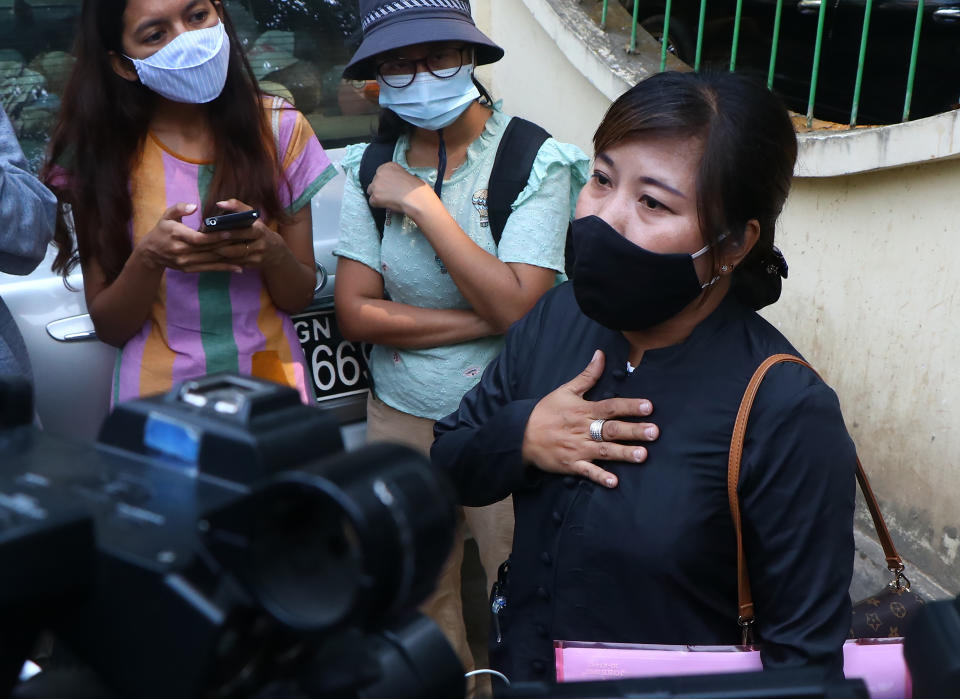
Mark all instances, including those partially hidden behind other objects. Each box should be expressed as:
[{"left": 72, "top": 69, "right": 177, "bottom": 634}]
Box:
[
  {"left": 123, "top": 0, "right": 213, "bottom": 27},
  {"left": 599, "top": 135, "right": 703, "bottom": 178}
]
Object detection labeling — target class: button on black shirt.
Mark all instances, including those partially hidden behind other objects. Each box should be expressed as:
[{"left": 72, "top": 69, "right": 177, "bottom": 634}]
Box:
[{"left": 432, "top": 284, "right": 856, "bottom": 685}]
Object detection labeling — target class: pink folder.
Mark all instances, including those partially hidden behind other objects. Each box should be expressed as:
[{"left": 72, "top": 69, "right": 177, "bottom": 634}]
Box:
[{"left": 555, "top": 637, "right": 910, "bottom": 698}]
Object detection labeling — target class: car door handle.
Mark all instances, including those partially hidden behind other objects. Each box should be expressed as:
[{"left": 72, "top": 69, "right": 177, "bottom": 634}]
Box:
[
  {"left": 314, "top": 261, "right": 328, "bottom": 294},
  {"left": 797, "top": 0, "right": 822, "bottom": 12},
  {"left": 47, "top": 314, "right": 98, "bottom": 342},
  {"left": 933, "top": 7, "right": 960, "bottom": 23}
]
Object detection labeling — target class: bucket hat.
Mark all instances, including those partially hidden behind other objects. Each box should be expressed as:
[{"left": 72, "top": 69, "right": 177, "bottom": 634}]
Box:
[{"left": 343, "top": 0, "right": 504, "bottom": 80}]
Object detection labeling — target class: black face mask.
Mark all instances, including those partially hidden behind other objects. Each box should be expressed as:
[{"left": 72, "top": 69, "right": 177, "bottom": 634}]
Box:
[{"left": 571, "top": 215, "right": 716, "bottom": 331}]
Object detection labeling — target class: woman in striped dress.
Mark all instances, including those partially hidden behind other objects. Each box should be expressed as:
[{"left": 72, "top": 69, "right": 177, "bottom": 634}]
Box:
[{"left": 43, "top": 0, "right": 335, "bottom": 404}]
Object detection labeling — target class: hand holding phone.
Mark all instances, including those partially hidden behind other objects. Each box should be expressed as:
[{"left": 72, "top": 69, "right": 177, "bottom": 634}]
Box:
[{"left": 203, "top": 209, "right": 260, "bottom": 232}]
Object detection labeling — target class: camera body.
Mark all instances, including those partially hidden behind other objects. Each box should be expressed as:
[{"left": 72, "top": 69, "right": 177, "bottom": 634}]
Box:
[
  {"left": 0, "top": 374, "right": 461, "bottom": 699},
  {"left": 904, "top": 594, "right": 960, "bottom": 699}
]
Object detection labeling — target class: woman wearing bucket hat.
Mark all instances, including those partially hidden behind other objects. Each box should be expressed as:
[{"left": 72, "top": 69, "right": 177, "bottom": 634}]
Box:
[{"left": 333, "top": 0, "right": 589, "bottom": 684}]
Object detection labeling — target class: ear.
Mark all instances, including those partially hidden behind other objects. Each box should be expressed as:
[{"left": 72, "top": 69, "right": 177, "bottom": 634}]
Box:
[
  {"left": 109, "top": 51, "right": 139, "bottom": 82},
  {"left": 719, "top": 219, "right": 760, "bottom": 274}
]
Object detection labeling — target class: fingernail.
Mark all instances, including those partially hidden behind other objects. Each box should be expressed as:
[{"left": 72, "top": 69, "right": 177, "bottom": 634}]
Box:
[
  {"left": 645, "top": 426, "right": 657, "bottom": 439},
  {"left": 605, "top": 477, "right": 616, "bottom": 487},
  {"left": 216, "top": 200, "right": 228, "bottom": 206},
  {"left": 639, "top": 400, "right": 652, "bottom": 414},
  {"left": 184, "top": 204, "right": 197, "bottom": 213},
  {"left": 592, "top": 349, "right": 601, "bottom": 363},
  {"left": 633, "top": 449, "right": 645, "bottom": 462}
]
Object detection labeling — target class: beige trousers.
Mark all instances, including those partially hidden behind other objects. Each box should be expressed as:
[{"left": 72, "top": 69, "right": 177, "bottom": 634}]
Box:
[{"left": 365, "top": 393, "right": 515, "bottom": 685}]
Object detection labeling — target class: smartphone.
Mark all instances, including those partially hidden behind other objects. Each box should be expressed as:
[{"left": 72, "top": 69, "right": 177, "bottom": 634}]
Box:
[{"left": 203, "top": 209, "right": 260, "bottom": 232}]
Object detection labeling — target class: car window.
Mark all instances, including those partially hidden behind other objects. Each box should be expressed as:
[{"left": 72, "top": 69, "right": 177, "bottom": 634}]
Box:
[{"left": 0, "top": 0, "right": 379, "bottom": 174}]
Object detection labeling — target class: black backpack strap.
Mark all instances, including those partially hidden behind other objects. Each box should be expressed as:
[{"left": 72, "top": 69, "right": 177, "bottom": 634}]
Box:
[
  {"left": 487, "top": 117, "right": 551, "bottom": 247},
  {"left": 359, "top": 139, "right": 398, "bottom": 237}
]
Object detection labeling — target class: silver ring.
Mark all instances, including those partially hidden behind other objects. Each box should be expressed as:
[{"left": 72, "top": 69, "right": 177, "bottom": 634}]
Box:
[{"left": 589, "top": 418, "right": 606, "bottom": 442}]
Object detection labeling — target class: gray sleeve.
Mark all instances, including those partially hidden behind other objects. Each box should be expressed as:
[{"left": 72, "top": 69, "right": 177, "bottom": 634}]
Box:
[{"left": 0, "top": 106, "right": 58, "bottom": 276}]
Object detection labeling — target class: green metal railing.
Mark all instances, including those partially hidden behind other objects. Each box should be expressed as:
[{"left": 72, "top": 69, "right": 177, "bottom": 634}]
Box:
[
  {"left": 904, "top": 0, "right": 925, "bottom": 121},
  {"left": 766, "top": 0, "right": 784, "bottom": 89},
  {"left": 849, "top": 0, "right": 875, "bottom": 126},
  {"left": 806, "top": 0, "right": 828, "bottom": 127},
  {"left": 695, "top": 0, "right": 707, "bottom": 69},
  {"left": 599, "top": 0, "right": 929, "bottom": 127}
]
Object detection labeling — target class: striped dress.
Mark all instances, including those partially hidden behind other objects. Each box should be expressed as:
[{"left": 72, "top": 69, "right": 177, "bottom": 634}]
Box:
[{"left": 112, "top": 100, "right": 335, "bottom": 405}]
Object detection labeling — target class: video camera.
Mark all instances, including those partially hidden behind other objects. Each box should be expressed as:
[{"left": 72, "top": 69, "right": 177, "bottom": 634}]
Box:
[{"left": 0, "top": 373, "right": 464, "bottom": 699}]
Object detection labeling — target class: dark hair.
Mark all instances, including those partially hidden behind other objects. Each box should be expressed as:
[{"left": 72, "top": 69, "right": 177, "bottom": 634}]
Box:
[
  {"left": 373, "top": 47, "right": 496, "bottom": 144},
  {"left": 593, "top": 70, "right": 797, "bottom": 309},
  {"left": 43, "top": 0, "right": 286, "bottom": 283}
]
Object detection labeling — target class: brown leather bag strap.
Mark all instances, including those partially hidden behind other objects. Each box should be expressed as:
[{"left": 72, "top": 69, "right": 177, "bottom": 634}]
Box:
[{"left": 728, "top": 353, "right": 905, "bottom": 636}]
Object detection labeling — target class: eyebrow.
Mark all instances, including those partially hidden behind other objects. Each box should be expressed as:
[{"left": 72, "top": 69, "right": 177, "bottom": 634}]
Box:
[
  {"left": 133, "top": 17, "right": 165, "bottom": 35},
  {"left": 133, "top": 0, "right": 206, "bottom": 35},
  {"left": 596, "top": 152, "right": 687, "bottom": 199}
]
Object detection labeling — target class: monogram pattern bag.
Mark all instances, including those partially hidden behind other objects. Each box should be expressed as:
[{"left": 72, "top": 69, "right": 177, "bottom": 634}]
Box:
[{"left": 729, "top": 354, "right": 924, "bottom": 645}]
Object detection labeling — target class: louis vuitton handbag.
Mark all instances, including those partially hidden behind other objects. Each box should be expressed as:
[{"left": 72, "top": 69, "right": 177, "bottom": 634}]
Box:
[{"left": 555, "top": 354, "right": 922, "bottom": 698}]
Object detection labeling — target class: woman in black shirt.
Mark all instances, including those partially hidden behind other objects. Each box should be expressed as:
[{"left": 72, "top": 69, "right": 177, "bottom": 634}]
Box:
[{"left": 431, "top": 71, "right": 856, "bottom": 686}]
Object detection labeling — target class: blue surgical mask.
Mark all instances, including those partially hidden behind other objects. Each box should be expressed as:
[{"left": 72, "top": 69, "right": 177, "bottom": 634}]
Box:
[
  {"left": 377, "top": 65, "right": 481, "bottom": 131},
  {"left": 124, "top": 22, "right": 230, "bottom": 104}
]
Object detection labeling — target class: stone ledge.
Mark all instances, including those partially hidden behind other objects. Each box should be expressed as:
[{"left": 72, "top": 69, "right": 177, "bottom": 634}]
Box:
[
  {"left": 522, "top": 0, "right": 687, "bottom": 103},
  {"left": 795, "top": 109, "right": 960, "bottom": 178}
]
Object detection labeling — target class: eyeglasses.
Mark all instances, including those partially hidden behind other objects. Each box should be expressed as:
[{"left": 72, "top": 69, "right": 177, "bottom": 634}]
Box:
[{"left": 376, "top": 46, "right": 470, "bottom": 88}]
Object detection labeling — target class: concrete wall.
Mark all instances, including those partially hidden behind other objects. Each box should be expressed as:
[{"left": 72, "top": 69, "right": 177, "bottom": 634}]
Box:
[
  {"left": 473, "top": 0, "right": 960, "bottom": 597},
  {"left": 771, "top": 161, "right": 960, "bottom": 595},
  {"left": 474, "top": 0, "right": 611, "bottom": 151}
]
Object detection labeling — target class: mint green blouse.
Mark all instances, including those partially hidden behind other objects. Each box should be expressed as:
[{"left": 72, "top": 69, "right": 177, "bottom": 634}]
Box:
[{"left": 334, "top": 107, "right": 589, "bottom": 420}]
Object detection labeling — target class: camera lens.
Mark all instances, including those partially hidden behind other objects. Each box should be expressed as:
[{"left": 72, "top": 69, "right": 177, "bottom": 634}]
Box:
[
  {"left": 247, "top": 487, "right": 363, "bottom": 631},
  {"left": 202, "top": 443, "right": 456, "bottom": 633}
]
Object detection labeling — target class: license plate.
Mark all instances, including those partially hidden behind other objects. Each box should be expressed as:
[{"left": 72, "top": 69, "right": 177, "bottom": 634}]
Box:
[{"left": 292, "top": 309, "right": 371, "bottom": 403}]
